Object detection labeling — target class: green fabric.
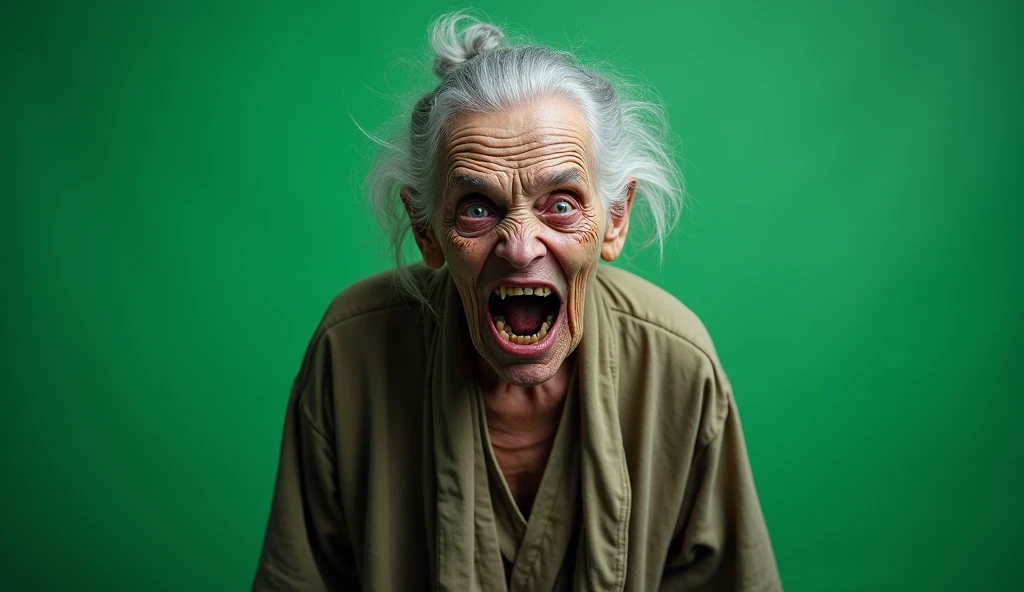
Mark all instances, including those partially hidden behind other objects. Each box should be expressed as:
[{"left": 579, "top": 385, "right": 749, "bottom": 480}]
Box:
[{"left": 252, "top": 264, "right": 781, "bottom": 590}]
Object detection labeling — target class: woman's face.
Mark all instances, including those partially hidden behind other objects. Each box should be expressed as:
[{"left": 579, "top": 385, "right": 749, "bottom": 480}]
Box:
[{"left": 411, "top": 95, "right": 633, "bottom": 386}]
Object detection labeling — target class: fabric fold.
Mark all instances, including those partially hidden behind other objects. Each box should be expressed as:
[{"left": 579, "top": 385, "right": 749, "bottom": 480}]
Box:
[
  {"left": 430, "top": 275, "right": 504, "bottom": 591},
  {"left": 574, "top": 277, "right": 632, "bottom": 592}
]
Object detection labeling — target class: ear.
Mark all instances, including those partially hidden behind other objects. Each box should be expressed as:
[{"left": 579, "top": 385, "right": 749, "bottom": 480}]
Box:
[
  {"left": 600, "top": 179, "right": 636, "bottom": 262},
  {"left": 400, "top": 187, "right": 446, "bottom": 269}
]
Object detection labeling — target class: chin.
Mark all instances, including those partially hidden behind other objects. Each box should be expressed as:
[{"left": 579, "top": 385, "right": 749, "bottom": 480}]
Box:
[{"left": 490, "top": 359, "right": 562, "bottom": 387}]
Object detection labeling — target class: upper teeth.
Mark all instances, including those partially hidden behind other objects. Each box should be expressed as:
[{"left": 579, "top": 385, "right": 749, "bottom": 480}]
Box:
[{"left": 494, "top": 286, "right": 552, "bottom": 299}]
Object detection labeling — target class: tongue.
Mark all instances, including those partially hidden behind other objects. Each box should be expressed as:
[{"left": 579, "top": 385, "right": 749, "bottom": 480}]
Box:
[{"left": 504, "top": 298, "right": 547, "bottom": 335}]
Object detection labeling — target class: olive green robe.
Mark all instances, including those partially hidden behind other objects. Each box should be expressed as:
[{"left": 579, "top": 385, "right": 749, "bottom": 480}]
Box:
[{"left": 252, "top": 264, "right": 782, "bottom": 591}]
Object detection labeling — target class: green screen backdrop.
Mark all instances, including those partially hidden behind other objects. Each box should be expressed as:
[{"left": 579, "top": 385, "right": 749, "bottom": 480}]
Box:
[{"left": 2, "top": 1, "right": 1021, "bottom": 590}]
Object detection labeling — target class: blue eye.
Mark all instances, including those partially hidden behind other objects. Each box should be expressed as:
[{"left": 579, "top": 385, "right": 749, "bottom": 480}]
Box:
[
  {"left": 551, "top": 200, "right": 574, "bottom": 214},
  {"left": 466, "top": 205, "right": 490, "bottom": 219}
]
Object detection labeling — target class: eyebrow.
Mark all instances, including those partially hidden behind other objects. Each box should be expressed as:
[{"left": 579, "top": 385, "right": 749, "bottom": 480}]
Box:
[
  {"left": 447, "top": 169, "right": 587, "bottom": 196},
  {"left": 535, "top": 169, "right": 586, "bottom": 189},
  {"left": 448, "top": 174, "right": 499, "bottom": 195}
]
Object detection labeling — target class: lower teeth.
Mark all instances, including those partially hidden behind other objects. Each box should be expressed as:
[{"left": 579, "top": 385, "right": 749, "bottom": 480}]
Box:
[{"left": 495, "top": 314, "right": 554, "bottom": 345}]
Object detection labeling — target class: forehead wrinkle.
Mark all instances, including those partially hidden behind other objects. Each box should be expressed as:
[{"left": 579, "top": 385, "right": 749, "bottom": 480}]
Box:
[
  {"left": 442, "top": 95, "right": 594, "bottom": 156},
  {"left": 443, "top": 142, "right": 586, "bottom": 186},
  {"left": 440, "top": 103, "right": 595, "bottom": 205},
  {"left": 442, "top": 162, "right": 512, "bottom": 203},
  {"left": 444, "top": 120, "right": 590, "bottom": 159},
  {"left": 446, "top": 157, "right": 590, "bottom": 203},
  {"left": 445, "top": 138, "right": 588, "bottom": 167},
  {"left": 445, "top": 140, "right": 589, "bottom": 175}
]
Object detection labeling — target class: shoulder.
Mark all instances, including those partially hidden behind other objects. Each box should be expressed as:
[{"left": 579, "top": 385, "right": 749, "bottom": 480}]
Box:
[
  {"left": 596, "top": 265, "right": 732, "bottom": 447},
  {"left": 595, "top": 264, "right": 721, "bottom": 366},
  {"left": 291, "top": 265, "right": 440, "bottom": 409},
  {"left": 317, "top": 265, "right": 435, "bottom": 330},
  {"left": 287, "top": 267, "right": 439, "bottom": 505}
]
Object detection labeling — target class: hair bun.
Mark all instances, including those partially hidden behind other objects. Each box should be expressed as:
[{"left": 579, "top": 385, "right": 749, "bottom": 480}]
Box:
[{"left": 430, "top": 13, "right": 506, "bottom": 78}]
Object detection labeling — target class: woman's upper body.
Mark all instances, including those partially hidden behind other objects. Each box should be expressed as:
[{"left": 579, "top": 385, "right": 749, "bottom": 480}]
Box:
[
  {"left": 253, "top": 11, "right": 781, "bottom": 591},
  {"left": 252, "top": 263, "right": 780, "bottom": 591}
]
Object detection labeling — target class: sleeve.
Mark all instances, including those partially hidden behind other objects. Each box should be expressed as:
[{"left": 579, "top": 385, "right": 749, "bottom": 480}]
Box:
[
  {"left": 660, "top": 395, "right": 783, "bottom": 592},
  {"left": 251, "top": 380, "right": 359, "bottom": 590}
]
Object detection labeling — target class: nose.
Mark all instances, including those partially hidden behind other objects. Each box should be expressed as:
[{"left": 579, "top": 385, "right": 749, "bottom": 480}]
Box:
[{"left": 494, "top": 221, "right": 546, "bottom": 269}]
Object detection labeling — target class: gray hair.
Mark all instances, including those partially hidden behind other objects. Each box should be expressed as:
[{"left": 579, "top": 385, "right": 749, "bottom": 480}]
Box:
[{"left": 362, "top": 12, "right": 684, "bottom": 305}]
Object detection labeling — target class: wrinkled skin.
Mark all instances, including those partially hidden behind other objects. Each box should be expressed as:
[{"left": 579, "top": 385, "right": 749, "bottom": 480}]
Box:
[
  {"left": 403, "top": 95, "right": 634, "bottom": 512},
  {"left": 404, "top": 95, "right": 634, "bottom": 387}
]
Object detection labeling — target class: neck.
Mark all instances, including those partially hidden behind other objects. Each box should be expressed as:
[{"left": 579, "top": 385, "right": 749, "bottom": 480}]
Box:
[
  {"left": 472, "top": 352, "right": 575, "bottom": 424},
  {"left": 473, "top": 351, "right": 575, "bottom": 453},
  {"left": 473, "top": 353, "right": 575, "bottom": 516}
]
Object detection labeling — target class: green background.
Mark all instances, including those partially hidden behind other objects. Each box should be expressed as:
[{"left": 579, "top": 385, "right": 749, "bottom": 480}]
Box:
[{"left": 3, "top": 0, "right": 1021, "bottom": 590}]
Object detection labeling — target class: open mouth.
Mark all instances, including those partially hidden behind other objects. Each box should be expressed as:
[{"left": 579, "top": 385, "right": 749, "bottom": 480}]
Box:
[{"left": 487, "top": 285, "right": 561, "bottom": 346}]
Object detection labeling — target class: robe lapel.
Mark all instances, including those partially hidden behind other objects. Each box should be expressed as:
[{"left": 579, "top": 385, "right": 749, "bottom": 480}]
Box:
[
  {"left": 429, "top": 273, "right": 505, "bottom": 592},
  {"left": 574, "top": 276, "right": 632, "bottom": 592}
]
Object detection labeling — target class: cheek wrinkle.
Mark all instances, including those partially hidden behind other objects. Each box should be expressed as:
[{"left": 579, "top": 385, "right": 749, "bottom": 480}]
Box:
[{"left": 442, "top": 227, "right": 472, "bottom": 254}]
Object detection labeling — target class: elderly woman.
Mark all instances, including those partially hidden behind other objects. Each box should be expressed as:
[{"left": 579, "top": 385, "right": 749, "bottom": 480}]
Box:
[{"left": 253, "top": 13, "right": 781, "bottom": 592}]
